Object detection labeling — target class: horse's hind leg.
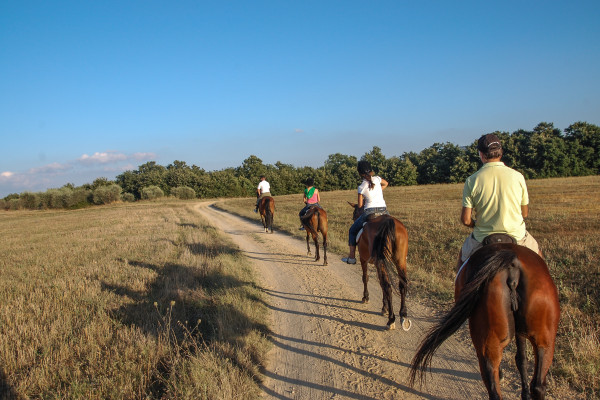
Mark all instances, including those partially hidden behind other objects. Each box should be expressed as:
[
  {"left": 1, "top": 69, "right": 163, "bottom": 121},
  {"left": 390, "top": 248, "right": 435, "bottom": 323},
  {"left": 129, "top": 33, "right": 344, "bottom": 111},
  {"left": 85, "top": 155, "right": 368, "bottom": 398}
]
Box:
[
  {"left": 377, "top": 262, "right": 395, "bottom": 330},
  {"left": 360, "top": 259, "right": 369, "bottom": 303},
  {"left": 515, "top": 335, "right": 532, "bottom": 400},
  {"left": 530, "top": 344, "right": 554, "bottom": 400},
  {"left": 305, "top": 232, "right": 311, "bottom": 256},
  {"left": 476, "top": 353, "right": 503, "bottom": 400},
  {"left": 322, "top": 233, "right": 327, "bottom": 266},
  {"left": 312, "top": 234, "right": 320, "bottom": 262}
]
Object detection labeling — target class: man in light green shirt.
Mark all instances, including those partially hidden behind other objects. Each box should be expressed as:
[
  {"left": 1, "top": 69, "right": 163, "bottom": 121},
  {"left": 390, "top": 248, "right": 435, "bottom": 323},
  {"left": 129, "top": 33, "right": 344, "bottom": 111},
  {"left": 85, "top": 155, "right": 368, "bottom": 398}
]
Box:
[{"left": 458, "top": 134, "right": 542, "bottom": 266}]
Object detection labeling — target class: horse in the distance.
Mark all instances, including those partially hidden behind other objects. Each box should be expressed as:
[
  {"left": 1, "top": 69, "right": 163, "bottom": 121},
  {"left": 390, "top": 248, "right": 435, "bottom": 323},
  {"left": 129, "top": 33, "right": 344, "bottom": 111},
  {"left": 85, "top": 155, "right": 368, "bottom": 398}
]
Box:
[
  {"left": 300, "top": 206, "right": 328, "bottom": 266},
  {"left": 258, "top": 196, "right": 275, "bottom": 233},
  {"left": 409, "top": 241, "right": 560, "bottom": 400},
  {"left": 348, "top": 202, "right": 411, "bottom": 331}
]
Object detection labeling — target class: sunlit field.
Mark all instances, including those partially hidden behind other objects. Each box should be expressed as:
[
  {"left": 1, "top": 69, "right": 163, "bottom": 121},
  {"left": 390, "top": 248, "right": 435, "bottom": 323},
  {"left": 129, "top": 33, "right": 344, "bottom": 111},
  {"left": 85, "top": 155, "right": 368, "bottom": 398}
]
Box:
[
  {"left": 216, "top": 175, "right": 600, "bottom": 398},
  {"left": 0, "top": 201, "right": 269, "bottom": 399}
]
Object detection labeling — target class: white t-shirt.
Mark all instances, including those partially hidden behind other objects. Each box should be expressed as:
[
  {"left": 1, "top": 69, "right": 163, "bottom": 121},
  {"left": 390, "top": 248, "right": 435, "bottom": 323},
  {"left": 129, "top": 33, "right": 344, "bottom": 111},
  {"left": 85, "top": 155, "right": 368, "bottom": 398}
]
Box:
[
  {"left": 257, "top": 180, "right": 270, "bottom": 194},
  {"left": 358, "top": 176, "right": 386, "bottom": 209}
]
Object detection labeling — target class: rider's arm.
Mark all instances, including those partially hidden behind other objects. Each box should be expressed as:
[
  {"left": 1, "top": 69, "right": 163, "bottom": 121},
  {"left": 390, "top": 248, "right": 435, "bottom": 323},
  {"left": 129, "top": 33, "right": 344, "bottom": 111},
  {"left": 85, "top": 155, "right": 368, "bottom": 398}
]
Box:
[
  {"left": 380, "top": 178, "right": 389, "bottom": 190},
  {"left": 357, "top": 193, "right": 364, "bottom": 209},
  {"left": 316, "top": 190, "right": 321, "bottom": 203},
  {"left": 521, "top": 204, "right": 529, "bottom": 218},
  {"left": 461, "top": 206, "right": 476, "bottom": 228}
]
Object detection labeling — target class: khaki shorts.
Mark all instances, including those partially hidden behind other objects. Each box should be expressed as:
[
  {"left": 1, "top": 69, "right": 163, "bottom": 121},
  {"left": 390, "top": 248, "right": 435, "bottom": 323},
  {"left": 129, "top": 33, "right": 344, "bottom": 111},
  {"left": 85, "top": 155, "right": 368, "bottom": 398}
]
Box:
[{"left": 460, "top": 231, "right": 540, "bottom": 262}]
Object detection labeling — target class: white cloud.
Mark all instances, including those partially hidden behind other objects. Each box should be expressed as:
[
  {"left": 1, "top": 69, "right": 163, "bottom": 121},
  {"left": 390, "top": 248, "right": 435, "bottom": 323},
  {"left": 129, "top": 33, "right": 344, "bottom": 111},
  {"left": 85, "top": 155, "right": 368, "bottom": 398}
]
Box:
[
  {"left": 78, "top": 151, "right": 156, "bottom": 165},
  {"left": 78, "top": 151, "right": 128, "bottom": 165},
  {"left": 132, "top": 152, "right": 156, "bottom": 161},
  {"left": 29, "top": 162, "right": 72, "bottom": 174},
  {"left": 1, "top": 150, "right": 159, "bottom": 197}
]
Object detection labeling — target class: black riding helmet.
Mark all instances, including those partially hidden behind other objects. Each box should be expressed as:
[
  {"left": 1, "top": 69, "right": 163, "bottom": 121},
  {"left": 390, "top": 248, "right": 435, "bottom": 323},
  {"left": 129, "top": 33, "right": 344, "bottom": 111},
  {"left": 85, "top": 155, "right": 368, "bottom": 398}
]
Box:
[{"left": 357, "top": 160, "right": 372, "bottom": 175}]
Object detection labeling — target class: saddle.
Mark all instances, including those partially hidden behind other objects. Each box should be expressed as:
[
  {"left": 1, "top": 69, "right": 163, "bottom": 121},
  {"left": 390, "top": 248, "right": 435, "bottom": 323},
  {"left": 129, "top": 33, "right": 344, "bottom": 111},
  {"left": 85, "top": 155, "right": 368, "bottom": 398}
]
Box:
[
  {"left": 365, "top": 210, "right": 389, "bottom": 221},
  {"left": 356, "top": 211, "right": 390, "bottom": 243},
  {"left": 482, "top": 233, "right": 516, "bottom": 246}
]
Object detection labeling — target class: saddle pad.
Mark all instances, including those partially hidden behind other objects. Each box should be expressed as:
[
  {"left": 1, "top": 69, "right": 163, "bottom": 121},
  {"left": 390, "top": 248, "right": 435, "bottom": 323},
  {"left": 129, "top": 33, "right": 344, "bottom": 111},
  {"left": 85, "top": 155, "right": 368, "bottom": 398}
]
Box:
[{"left": 355, "top": 221, "right": 368, "bottom": 244}]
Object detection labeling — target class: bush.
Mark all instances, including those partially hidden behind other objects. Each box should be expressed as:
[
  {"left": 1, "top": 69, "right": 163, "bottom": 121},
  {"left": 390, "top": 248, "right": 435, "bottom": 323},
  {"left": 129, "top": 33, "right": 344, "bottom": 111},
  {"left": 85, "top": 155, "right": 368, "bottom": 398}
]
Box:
[
  {"left": 20, "top": 192, "right": 41, "bottom": 209},
  {"left": 66, "top": 188, "right": 93, "bottom": 208},
  {"left": 8, "top": 198, "right": 21, "bottom": 210},
  {"left": 171, "top": 186, "right": 196, "bottom": 200},
  {"left": 141, "top": 185, "right": 164, "bottom": 200},
  {"left": 40, "top": 188, "right": 72, "bottom": 209},
  {"left": 121, "top": 192, "right": 136, "bottom": 202},
  {"left": 92, "top": 184, "right": 122, "bottom": 205},
  {"left": 0, "top": 199, "right": 6, "bottom": 210}
]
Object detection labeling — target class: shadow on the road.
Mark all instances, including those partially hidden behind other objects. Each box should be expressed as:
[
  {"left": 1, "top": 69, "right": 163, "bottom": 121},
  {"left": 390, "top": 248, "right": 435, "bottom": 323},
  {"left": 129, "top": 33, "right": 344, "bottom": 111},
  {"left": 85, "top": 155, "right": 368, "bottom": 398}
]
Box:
[{"left": 263, "top": 332, "right": 458, "bottom": 400}]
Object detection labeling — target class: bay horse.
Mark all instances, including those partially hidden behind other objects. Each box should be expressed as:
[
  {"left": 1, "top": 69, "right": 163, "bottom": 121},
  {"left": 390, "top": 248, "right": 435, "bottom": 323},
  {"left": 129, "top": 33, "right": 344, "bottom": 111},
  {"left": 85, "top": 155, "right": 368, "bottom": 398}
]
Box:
[
  {"left": 349, "top": 202, "right": 411, "bottom": 331},
  {"left": 409, "top": 242, "right": 560, "bottom": 400},
  {"left": 300, "top": 206, "right": 328, "bottom": 266},
  {"left": 258, "top": 196, "right": 274, "bottom": 233}
]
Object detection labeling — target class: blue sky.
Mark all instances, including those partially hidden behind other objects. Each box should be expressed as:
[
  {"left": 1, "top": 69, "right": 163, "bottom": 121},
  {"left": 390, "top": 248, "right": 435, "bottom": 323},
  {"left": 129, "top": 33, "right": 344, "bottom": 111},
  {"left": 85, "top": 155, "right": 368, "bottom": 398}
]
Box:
[{"left": 1, "top": 1, "right": 599, "bottom": 197}]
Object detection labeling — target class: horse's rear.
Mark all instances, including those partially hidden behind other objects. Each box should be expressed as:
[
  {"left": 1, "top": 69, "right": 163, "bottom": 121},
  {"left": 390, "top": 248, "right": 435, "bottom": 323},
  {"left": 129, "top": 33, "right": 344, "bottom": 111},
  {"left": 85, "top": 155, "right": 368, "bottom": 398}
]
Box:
[
  {"left": 359, "top": 214, "right": 410, "bottom": 330},
  {"left": 301, "top": 207, "right": 328, "bottom": 265},
  {"left": 483, "top": 246, "right": 559, "bottom": 400},
  {"left": 412, "top": 244, "right": 560, "bottom": 399},
  {"left": 259, "top": 196, "right": 275, "bottom": 233}
]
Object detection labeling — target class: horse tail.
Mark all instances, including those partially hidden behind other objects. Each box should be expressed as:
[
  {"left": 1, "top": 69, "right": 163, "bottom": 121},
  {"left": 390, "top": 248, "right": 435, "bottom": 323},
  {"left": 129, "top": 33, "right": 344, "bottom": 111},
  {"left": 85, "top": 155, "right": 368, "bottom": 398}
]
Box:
[
  {"left": 371, "top": 217, "right": 406, "bottom": 294},
  {"left": 314, "top": 208, "right": 323, "bottom": 233},
  {"left": 409, "top": 248, "right": 519, "bottom": 387}
]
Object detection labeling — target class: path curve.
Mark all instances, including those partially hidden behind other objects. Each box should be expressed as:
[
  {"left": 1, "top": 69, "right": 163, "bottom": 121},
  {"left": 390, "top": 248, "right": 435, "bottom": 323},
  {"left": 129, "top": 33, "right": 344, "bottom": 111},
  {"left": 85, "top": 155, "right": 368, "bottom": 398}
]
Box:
[{"left": 195, "top": 202, "right": 490, "bottom": 400}]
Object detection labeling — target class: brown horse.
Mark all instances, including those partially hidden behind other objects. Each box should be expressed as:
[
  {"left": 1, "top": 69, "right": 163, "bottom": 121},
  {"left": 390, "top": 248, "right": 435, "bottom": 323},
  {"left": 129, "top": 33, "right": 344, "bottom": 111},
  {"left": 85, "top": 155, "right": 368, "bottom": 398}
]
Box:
[
  {"left": 409, "top": 242, "right": 560, "bottom": 400},
  {"left": 349, "top": 202, "right": 411, "bottom": 331},
  {"left": 300, "top": 206, "right": 328, "bottom": 266},
  {"left": 258, "top": 196, "right": 275, "bottom": 233}
]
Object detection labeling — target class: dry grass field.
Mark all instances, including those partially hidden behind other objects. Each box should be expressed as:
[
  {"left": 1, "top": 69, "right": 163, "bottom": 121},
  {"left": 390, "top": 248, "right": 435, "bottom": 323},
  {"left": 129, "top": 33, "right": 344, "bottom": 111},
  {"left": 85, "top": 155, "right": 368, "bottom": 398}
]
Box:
[
  {"left": 0, "top": 201, "right": 270, "bottom": 399},
  {"left": 216, "top": 175, "right": 600, "bottom": 398}
]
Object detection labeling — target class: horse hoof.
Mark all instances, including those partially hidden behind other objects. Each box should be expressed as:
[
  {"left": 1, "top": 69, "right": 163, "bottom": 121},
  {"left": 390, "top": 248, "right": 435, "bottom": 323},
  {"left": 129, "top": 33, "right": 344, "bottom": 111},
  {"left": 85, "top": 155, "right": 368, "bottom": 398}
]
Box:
[
  {"left": 387, "top": 322, "right": 396, "bottom": 330},
  {"left": 323, "top": 262, "right": 328, "bottom": 266},
  {"left": 401, "top": 317, "right": 412, "bottom": 331},
  {"left": 361, "top": 298, "right": 369, "bottom": 304}
]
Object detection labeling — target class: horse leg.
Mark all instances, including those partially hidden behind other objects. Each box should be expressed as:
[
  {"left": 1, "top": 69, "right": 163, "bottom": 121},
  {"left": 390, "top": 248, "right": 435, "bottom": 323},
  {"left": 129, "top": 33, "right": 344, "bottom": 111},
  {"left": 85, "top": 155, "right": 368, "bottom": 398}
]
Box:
[
  {"left": 322, "top": 233, "right": 327, "bottom": 266},
  {"left": 515, "top": 335, "right": 532, "bottom": 400},
  {"left": 395, "top": 259, "right": 411, "bottom": 331},
  {"left": 377, "top": 262, "right": 395, "bottom": 330},
  {"left": 471, "top": 315, "right": 506, "bottom": 400},
  {"left": 312, "top": 232, "right": 320, "bottom": 262},
  {"left": 305, "top": 232, "right": 311, "bottom": 256},
  {"left": 530, "top": 344, "right": 554, "bottom": 400},
  {"left": 475, "top": 355, "right": 503, "bottom": 400},
  {"left": 360, "top": 258, "right": 369, "bottom": 303}
]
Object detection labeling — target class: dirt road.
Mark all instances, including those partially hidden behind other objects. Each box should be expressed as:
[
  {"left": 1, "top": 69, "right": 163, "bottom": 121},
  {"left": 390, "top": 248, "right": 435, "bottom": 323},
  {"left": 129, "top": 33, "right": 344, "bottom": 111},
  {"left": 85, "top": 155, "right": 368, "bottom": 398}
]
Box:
[{"left": 195, "top": 202, "right": 491, "bottom": 399}]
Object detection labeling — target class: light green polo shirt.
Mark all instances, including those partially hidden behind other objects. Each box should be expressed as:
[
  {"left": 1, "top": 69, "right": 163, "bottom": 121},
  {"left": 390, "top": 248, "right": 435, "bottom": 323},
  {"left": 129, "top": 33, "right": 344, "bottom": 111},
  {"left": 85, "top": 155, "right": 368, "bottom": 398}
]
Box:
[{"left": 462, "top": 161, "right": 528, "bottom": 242}]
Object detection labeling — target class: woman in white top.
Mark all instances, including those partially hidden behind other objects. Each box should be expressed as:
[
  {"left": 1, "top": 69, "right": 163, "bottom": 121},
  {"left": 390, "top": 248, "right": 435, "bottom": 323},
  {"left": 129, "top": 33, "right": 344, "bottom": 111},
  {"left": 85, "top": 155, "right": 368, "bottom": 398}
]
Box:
[{"left": 342, "top": 161, "right": 388, "bottom": 264}]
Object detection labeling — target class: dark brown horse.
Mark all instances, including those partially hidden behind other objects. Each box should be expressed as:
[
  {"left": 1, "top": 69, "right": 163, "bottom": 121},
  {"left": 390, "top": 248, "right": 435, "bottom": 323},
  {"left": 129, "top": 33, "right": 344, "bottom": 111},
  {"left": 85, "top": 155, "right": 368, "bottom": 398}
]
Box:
[
  {"left": 258, "top": 196, "right": 275, "bottom": 233},
  {"left": 410, "top": 243, "right": 560, "bottom": 400},
  {"left": 300, "top": 206, "right": 328, "bottom": 265},
  {"left": 349, "top": 202, "right": 411, "bottom": 331}
]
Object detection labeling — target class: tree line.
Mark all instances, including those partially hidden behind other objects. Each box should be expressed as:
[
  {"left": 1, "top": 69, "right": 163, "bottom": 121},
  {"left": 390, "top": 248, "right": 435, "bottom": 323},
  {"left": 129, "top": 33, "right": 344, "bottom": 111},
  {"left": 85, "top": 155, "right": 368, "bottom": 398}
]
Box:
[{"left": 2, "top": 121, "right": 598, "bottom": 210}]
